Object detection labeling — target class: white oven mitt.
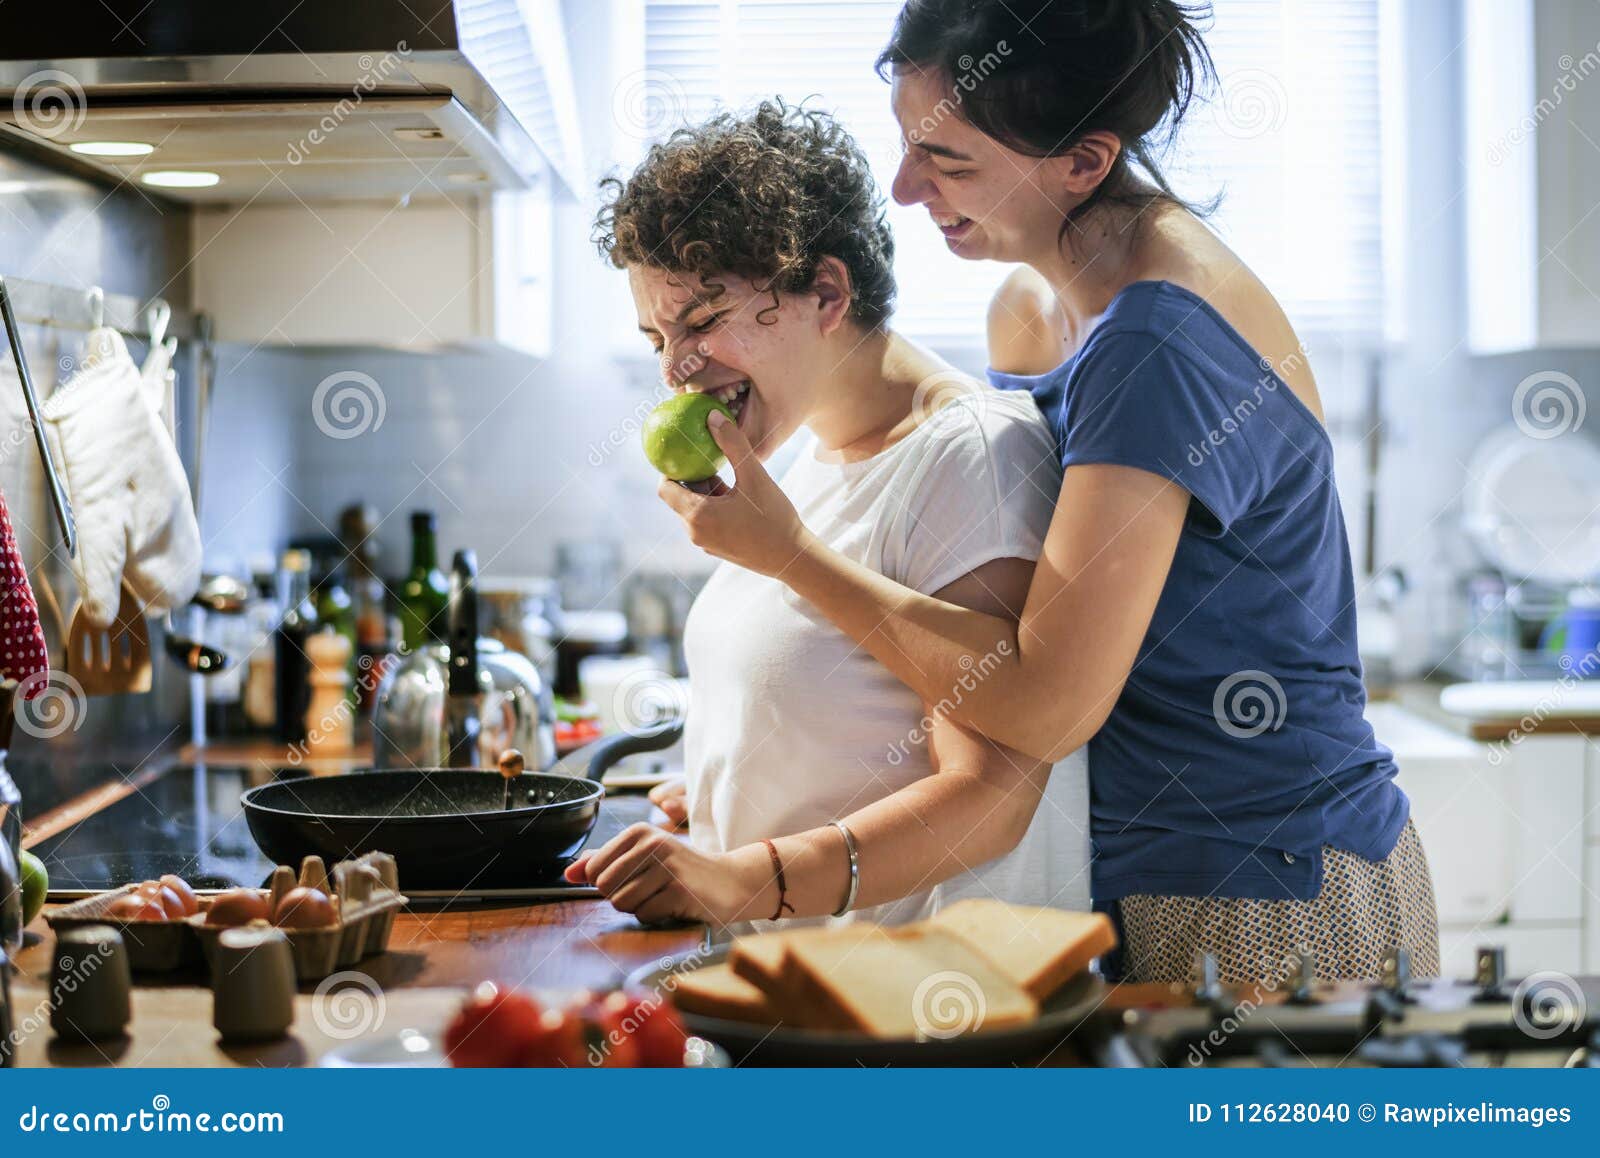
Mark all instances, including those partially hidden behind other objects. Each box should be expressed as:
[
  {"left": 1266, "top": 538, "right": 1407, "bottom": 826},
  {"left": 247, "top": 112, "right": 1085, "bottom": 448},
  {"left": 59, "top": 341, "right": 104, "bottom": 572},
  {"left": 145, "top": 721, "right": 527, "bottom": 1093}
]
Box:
[
  {"left": 140, "top": 334, "right": 178, "bottom": 439},
  {"left": 42, "top": 327, "right": 200, "bottom": 627}
]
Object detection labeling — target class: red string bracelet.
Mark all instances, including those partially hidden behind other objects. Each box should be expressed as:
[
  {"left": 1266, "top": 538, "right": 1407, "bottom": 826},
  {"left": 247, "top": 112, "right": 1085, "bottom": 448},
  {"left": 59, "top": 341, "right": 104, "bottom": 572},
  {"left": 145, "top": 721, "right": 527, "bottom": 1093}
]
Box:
[{"left": 762, "top": 838, "right": 796, "bottom": 921}]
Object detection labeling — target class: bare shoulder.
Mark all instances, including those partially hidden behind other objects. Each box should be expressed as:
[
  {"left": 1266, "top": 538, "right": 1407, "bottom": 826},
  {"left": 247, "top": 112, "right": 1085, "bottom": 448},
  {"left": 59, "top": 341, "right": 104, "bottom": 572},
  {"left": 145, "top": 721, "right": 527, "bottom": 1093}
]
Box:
[
  {"left": 987, "top": 267, "right": 1068, "bottom": 376},
  {"left": 1135, "top": 210, "right": 1326, "bottom": 421}
]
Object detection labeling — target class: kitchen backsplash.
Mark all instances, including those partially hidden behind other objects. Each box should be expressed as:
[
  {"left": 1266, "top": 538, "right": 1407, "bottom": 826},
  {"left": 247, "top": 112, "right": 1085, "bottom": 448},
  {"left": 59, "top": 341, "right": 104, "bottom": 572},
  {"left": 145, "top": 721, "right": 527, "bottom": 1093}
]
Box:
[{"left": 203, "top": 341, "right": 716, "bottom": 587}]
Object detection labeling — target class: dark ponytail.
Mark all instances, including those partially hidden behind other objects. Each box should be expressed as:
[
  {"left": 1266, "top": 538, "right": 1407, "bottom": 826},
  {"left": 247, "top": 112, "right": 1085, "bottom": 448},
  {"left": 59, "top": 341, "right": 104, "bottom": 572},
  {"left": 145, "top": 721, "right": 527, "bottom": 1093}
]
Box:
[{"left": 878, "top": 0, "right": 1217, "bottom": 235}]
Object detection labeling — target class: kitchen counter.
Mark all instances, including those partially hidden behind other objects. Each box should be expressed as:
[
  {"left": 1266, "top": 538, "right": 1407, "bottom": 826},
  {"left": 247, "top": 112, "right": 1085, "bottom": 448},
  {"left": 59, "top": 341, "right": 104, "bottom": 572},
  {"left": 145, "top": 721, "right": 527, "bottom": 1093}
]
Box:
[
  {"left": 7, "top": 900, "right": 704, "bottom": 1067},
  {"left": 9, "top": 735, "right": 701, "bottom": 1068},
  {"left": 1387, "top": 679, "right": 1600, "bottom": 743}
]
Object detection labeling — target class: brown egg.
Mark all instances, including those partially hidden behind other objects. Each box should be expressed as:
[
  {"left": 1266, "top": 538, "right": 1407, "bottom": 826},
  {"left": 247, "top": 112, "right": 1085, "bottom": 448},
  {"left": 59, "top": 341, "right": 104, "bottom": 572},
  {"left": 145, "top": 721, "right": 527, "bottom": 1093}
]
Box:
[
  {"left": 273, "top": 886, "right": 336, "bottom": 929},
  {"left": 135, "top": 879, "right": 189, "bottom": 919},
  {"left": 106, "top": 892, "right": 168, "bottom": 921},
  {"left": 158, "top": 874, "right": 201, "bottom": 916},
  {"left": 204, "top": 889, "right": 272, "bottom": 927}
]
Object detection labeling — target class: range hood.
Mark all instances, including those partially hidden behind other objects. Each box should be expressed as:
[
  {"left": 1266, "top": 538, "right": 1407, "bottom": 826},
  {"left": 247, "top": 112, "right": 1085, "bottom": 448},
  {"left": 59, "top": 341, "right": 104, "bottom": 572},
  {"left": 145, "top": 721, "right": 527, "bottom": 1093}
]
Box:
[{"left": 0, "top": 0, "right": 583, "bottom": 202}]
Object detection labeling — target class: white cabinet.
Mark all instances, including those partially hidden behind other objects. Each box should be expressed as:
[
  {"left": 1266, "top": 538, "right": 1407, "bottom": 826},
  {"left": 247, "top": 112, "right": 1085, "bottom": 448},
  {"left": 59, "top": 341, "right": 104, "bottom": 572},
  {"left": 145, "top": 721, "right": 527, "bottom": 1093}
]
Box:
[
  {"left": 1375, "top": 703, "right": 1588, "bottom": 974},
  {"left": 190, "top": 184, "right": 552, "bottom": 354},
  {"left": 1462, "top": 0, "right": 1600, "bottom": 352}
]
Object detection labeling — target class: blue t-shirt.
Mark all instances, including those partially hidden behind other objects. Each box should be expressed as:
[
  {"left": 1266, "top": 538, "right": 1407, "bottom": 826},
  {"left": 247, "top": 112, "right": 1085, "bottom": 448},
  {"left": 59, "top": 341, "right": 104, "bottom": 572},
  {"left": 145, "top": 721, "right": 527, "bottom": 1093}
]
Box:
[{"left": 988, "top": 280, "right": 1408, "bottom": 903}]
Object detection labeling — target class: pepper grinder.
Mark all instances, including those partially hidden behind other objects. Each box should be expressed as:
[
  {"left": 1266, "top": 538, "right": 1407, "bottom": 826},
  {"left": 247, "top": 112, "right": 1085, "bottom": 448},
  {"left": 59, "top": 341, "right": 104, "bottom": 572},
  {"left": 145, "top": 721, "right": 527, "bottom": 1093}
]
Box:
[{"left": 304, "top": 631, "right": 354, "bottom": 754}]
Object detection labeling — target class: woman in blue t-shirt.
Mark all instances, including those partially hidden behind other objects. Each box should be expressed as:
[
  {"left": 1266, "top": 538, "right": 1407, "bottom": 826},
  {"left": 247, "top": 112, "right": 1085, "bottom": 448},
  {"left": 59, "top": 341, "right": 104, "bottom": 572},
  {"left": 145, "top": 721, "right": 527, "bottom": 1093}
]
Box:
[{"left": 656, "top": 0, "right": 1439, "bottom": 986}]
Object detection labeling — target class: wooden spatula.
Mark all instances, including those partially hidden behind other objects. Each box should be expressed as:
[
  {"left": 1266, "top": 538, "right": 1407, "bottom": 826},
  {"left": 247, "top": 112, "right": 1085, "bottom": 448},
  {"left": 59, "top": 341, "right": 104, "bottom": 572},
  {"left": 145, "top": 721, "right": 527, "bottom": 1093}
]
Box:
[{"left": 66, "top": 579, "right": 152, "bottom": 695}]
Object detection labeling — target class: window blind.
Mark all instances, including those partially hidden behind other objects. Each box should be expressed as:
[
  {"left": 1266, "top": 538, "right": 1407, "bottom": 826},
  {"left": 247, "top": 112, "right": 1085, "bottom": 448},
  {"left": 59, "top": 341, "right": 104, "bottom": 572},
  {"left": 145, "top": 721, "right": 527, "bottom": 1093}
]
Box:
[{"left": 639, "top": 0, "right": 1384, "bottom": 346}]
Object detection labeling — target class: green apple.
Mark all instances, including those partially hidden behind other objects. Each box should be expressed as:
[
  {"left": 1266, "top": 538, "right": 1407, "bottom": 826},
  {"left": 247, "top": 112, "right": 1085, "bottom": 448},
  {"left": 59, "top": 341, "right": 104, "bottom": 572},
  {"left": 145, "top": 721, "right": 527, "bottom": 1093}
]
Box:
[
  {"left": 19, "top": 848, "right": 46, "bottom": 926},
  {"left": 641, "top": 392, "right": 734, "bottom": 482}
]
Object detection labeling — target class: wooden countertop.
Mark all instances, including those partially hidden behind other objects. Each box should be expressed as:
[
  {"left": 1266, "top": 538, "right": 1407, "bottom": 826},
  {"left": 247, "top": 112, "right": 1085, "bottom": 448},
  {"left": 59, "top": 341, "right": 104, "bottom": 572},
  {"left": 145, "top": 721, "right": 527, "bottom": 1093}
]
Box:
[
  {"left": 12, "top": 735, "right": 702, "bottom": 1068},
  {"left": 7, "top": 901, "right": 703, "bottom": 1068}
]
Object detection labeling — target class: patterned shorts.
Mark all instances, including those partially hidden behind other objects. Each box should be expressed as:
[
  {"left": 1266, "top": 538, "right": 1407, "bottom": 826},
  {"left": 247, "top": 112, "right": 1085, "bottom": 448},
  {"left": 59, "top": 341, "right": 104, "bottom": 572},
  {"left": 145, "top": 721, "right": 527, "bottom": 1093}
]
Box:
[{"left": 1116, "top": 819, "right": 1441, "bottom": 985}]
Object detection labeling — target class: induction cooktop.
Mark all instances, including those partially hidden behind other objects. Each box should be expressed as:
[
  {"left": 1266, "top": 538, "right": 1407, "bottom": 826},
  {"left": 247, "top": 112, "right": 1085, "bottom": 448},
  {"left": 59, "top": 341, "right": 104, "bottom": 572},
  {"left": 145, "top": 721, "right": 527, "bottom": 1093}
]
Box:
[{"left": 25, "top": 763, "right": 653, "bottom": 901}]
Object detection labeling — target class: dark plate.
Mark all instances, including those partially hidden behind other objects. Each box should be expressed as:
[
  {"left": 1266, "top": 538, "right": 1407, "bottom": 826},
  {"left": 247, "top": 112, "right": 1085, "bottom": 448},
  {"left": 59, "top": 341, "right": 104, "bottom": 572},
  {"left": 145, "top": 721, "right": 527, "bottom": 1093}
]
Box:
[
  {"left": 628, "top": 943, "right": 1110, "bottom": 1066},
  {"left": 241, "top": 770, "right": 605, "bottom": 891}
]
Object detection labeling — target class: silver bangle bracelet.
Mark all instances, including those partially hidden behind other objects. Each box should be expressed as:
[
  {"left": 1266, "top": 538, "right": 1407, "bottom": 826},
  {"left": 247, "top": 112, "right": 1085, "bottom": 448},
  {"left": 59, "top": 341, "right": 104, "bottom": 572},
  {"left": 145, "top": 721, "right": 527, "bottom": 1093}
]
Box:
[{"left": 830, "top": 820, "right": 860, "bottom": 917}]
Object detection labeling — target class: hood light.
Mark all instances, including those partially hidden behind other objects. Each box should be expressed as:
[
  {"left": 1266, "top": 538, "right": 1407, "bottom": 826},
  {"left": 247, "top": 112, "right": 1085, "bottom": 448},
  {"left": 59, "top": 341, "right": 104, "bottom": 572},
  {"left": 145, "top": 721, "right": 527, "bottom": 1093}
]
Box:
[
  {"left": 70, "top": 141, "right": 156, "bottom": 157},
  {"left": 142, "top": 170, "right": 221, "bottom": 189}
]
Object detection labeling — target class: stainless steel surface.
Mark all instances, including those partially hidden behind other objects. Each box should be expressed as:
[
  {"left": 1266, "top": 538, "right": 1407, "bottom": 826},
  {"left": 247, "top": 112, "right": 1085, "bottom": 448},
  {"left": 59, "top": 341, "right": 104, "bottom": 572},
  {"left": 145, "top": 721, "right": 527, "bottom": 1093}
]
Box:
[
  {"left": 0, "top": 277, "right": 76, "bottom": 557},
  {"left": 0, "top": 1, "right": 582, "bottom": 200},
  {"left": 372, "top": 639, "right": 556, "bottom": 773}
]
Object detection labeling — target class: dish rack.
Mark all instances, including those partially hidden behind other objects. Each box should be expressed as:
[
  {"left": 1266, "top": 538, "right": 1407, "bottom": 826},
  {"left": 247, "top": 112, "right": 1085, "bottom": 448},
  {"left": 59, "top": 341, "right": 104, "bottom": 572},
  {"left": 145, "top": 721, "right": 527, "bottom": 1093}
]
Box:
[{"left": 45, "top": 851, "right": 406, "bottom": 981}]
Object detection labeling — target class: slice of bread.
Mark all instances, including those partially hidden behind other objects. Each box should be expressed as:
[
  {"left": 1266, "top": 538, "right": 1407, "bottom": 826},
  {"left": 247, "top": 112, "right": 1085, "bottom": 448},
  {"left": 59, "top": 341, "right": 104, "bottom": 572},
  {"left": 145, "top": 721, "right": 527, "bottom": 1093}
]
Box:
[
  {"left": 728, "top": 924, "right": 880, "bottom": 991},
  {"left": 669, "top": 962, "right": 779, "bottom": 1023},
  {"left": 783, "top": 924, "right": 1036, "bottom": 1039},
  {"left": 926, "top": 899, "right": 1117, "bottom": 1001}
]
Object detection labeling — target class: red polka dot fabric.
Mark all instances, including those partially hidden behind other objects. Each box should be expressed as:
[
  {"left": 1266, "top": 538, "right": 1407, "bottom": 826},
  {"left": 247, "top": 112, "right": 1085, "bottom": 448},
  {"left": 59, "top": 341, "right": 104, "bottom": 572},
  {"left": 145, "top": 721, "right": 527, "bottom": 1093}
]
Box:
[{"left": 0, "top": 486, "right": 49, "bottom": 698}]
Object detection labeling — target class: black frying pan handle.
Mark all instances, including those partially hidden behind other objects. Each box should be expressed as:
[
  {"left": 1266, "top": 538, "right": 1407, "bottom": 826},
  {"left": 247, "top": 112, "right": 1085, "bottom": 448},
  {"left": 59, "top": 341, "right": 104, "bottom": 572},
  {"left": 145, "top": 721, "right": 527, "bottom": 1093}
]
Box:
[{"left": 572, "top": 719, "right": 683, "bottom": 784}]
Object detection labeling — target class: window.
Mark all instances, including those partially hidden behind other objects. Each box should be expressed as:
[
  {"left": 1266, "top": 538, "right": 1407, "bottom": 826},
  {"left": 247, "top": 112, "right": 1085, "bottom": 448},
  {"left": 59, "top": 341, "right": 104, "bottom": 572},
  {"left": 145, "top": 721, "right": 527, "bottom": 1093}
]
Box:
[{"left": 635, "top": 0, "right": 1384, "bottom": 351}]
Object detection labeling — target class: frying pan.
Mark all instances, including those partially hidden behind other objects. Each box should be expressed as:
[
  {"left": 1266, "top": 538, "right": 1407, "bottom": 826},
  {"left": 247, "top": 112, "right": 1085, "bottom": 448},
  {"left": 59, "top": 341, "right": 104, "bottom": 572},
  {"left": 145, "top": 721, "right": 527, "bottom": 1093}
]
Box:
[{"left": 240, "top": 721, "right": 682, "bottom": 890}]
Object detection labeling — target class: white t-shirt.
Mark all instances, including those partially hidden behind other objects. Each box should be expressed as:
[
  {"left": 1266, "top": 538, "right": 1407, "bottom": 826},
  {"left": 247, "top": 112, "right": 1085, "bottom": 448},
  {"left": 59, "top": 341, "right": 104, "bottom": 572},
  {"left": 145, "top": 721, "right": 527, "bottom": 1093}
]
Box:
[{"left": 682, "top": 389, "right": 1091, "bottom": 936}]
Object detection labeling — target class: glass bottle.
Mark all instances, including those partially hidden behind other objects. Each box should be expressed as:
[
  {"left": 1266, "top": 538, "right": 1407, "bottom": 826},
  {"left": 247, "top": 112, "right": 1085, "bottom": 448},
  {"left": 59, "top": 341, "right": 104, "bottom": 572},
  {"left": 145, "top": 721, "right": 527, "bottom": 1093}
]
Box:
[
  {"left": 273, "top": 549, "right": 319, "bottom": 743},
  {"left": 399, "top": 511, "right": 449, "bottom": 652},
  {"left": 340, "top": 503, "right": 391, "bottom": 709}
]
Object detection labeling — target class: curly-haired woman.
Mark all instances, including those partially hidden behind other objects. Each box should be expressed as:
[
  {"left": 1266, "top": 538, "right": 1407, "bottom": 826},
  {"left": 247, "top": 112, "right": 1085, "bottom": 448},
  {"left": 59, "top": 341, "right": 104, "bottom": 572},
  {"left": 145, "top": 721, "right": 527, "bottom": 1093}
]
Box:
[
  {"left": 565, "top": 101, "right": 1090, "bottom": 935},
  {"left": 652, "top": 0, "right": 1439, "bottom": 985}
]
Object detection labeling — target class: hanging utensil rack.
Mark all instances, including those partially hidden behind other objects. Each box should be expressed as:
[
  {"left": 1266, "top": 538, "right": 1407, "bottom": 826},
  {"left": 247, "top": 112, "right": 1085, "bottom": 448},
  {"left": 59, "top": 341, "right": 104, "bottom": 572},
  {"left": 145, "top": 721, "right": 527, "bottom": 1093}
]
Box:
[
  {"left": 0, "top": 272, "right": 214, "bottom": 561},
  {"left": 0, "top": 275, "right": 203, "bottom": 343}
]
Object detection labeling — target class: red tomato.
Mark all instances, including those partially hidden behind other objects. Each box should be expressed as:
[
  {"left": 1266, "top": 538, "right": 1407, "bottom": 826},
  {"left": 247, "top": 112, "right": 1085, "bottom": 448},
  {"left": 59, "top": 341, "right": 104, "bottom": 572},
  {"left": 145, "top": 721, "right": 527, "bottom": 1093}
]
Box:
[
  {"left": 624, "top": 993, "right": 689, "bottom": 1067},
  {"left": 579, "top": 991, "right": 642, "bottom": 1068},
  {"left": 443, "top": 984, "right": 547, "bottom": 1068},
  {"left": 518, "top": 1006, "right": 588, "bottom": 1068}
]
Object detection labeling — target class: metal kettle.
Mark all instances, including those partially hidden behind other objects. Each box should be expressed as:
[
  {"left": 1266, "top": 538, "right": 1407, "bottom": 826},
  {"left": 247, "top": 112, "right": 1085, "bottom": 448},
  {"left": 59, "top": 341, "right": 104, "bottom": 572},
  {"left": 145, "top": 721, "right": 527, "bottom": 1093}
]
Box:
[{"left": 371, "top": 549, "right": 558, "bottom": 771}]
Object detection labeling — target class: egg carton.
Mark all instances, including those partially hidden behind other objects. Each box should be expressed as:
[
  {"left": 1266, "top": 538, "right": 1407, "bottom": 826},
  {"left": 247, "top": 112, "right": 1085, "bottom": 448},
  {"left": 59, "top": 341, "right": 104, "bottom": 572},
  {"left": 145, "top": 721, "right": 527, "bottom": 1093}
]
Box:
[
  {"left": 44, "top": 852, "right": 406, "bottom": 981},
  {"left": 45, "top": 883, "right": 202, "bottom": 973},
  {"left": 191, "top": 852, "right": 406, "bottom": 982}
]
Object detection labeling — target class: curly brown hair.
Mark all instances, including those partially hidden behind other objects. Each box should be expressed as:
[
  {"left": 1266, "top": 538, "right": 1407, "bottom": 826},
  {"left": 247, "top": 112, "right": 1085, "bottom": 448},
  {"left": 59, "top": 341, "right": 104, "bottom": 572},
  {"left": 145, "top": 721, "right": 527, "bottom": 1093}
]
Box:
[{"left": 594, "top": 100, "right": 896, "bottom": 328}]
